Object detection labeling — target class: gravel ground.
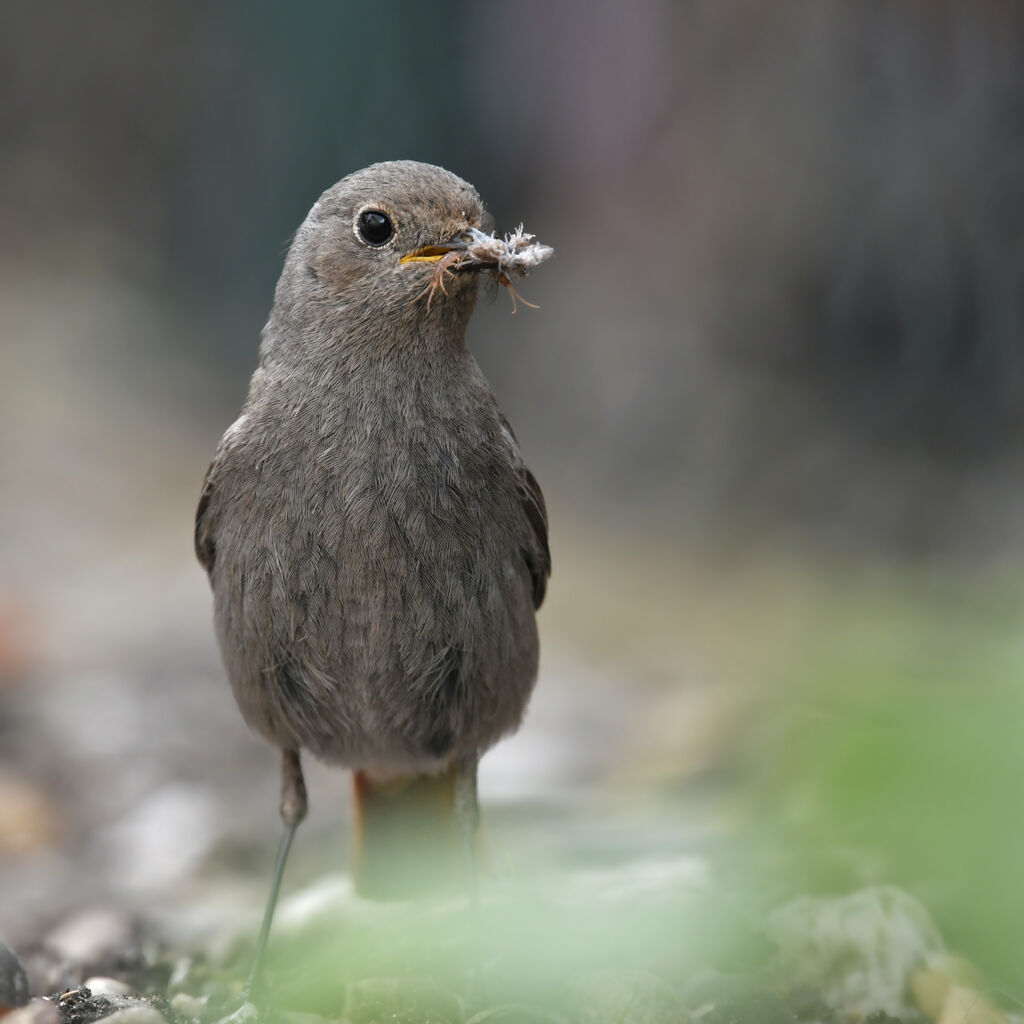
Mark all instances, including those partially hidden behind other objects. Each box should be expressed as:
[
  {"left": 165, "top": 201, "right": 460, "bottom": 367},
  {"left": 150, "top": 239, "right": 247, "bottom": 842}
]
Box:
[{"left": 0, "top": 883, "right": 1010, "bottom": 1024}]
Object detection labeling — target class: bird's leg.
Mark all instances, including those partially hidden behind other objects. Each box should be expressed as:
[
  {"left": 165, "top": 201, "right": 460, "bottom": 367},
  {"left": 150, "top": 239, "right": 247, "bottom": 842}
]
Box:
[
  {"left": 244, "top": 748, "right": 307, "bottom": 1001},
  {"left": 453, "top": 753, "right": 480, "bottom": 906},
  {"left": 454, "top": 753, "right": 490, "bottom": 1007}
]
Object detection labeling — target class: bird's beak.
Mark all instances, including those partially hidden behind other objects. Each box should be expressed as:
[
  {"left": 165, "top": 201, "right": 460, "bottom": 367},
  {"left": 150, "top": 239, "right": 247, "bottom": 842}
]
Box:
[{"left": 400, "top": 226, "right": 493, "bottom": 264}]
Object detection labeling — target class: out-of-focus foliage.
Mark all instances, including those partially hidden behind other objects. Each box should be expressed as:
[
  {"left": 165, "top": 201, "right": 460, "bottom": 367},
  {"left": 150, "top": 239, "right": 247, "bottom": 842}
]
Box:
[{"left": 740, "top": 571, "right": 1024, "bottom": 990}]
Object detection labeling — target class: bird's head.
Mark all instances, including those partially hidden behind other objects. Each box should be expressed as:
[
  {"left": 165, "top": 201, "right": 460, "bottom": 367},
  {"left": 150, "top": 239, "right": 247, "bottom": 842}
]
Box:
[{"left": 274, "top": 161, "right": 496, "bottom": 343}]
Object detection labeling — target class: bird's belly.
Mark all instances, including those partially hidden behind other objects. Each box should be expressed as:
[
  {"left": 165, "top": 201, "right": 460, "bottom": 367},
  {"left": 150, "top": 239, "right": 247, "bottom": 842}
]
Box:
[{"left": 216, "top": 467, "right": 538, "bottom": 768}]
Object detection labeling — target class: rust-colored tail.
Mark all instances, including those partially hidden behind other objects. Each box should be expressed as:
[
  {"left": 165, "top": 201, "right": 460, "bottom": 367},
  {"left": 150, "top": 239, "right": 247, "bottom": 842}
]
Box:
[{"left": 352, "top": 766, "right": 475, "bottom": 899}]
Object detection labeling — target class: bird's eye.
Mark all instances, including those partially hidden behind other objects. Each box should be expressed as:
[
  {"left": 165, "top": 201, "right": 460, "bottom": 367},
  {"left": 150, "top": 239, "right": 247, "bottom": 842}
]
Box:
[{"left": 356, "top": 209, "right": 394, "bottom": 246}]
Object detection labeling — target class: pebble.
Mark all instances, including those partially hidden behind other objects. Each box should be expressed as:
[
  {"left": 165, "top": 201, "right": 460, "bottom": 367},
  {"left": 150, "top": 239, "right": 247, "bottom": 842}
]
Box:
[
  {"left": 766, "top": 885, "right": 944, "bottom": 1017},
  {"left": 83, "top": 979, "right": 132, "bottom": 999},
  {"left": 0, "top": 940, "right": 30, "bottom": 1009},
  {"left": 169, "top": 993, "right": 206, "bottom": 1019},
  {"left": 16, "top": 944, "right": 76, "bottom": 1001},
  {"left": 937, "top": 986, "right": 1007, "bottom": 1024},
  {"left": 1, "top": 1000, "right": 60, "bottom": 1024},
  {"left": 912, "top": 956, "right": 988, "bottom": 1021},
  {"left": 96, "top": 784, "right": 220, "bottom": 891},
  {"left": 46, "top": 910, "right": 134, "bottom": 965},
  {"left": 165, "top": 959, "right": 192, "bottom": 996},
  {"left": 92, "top": 1005, "right": 167, "bottom": 1024},
  {"left": 0, "top": 774, "right": 61, "bottom": 855}
]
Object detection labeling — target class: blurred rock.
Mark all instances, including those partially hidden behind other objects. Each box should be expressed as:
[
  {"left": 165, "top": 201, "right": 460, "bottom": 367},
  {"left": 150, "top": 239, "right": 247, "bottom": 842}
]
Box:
[
  {"left": 2, "top": 999, "right": 60, "bottom": 1024},
  {"left": 0, "top": 942, "right": 30, "bottom": 1009},
  {"left": 16, "top": 942, "right": 158, "bottom": 1008},
  {"left": 0, "top": 774, "right": 61, "bottom": 855},
  {"left": 911, "top": 956, "right": 988, "bottom": 1021},
  {"left": 766, "top": 886, "right": 944, "bottom": 1017},
  {"left": 46, "top": 912, "right": 134, "bottom": 968},
  {"left": 168, "top": 994, "right": 204, "bottom": 1020},
  {"left": 95, "top": 785, "right": 219, "bottom": 893},
  {"left": 56, "top": 988, "right": 131, "bottom": 1024},
  {"left": 569, "top": 969, "right": 687, "bottom": 1024},
  {"left": 0, "top": 596, "right": 35, "bottom": 689},
  {"left": 90, "top": 1007, "right": 166, "bottom": 1024},
  {"left": 936, "top": 987, "right": 1007, "bottom": 1024},
  {"left": 79, "top": 984, "right": 130, "bottom": 1002},
  {"left": 16, "top": 946, "right": 77, "bottom": 1001}
]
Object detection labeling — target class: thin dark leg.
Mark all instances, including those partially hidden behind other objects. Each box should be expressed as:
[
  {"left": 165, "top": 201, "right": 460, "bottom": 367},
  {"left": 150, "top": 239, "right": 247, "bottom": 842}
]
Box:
[
  {"left": 453, "top": 753, "right": 480, "bottom": 906},
  {"left": 454, "top": 753, "right": 488, "bottom": 1007},
  {"left": 244, "top": 748, "right": 307, "bottom": 1000}
]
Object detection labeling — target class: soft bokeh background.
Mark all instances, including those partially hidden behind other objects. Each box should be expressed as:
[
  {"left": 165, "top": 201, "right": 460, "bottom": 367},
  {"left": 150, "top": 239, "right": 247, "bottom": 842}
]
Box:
[{"left": 3, "top": 0, "right": 1024, "bottom": 994}]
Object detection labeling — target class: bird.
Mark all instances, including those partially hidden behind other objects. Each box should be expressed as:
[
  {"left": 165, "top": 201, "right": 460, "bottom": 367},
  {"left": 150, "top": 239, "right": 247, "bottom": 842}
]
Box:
[{"left": 194, "top": 160, "right": 550, "bottom": 989}]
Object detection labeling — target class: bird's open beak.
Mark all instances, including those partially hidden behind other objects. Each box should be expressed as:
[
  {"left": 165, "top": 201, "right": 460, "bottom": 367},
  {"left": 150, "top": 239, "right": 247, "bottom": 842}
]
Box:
[{"left": 400, "top": 226, "right": 493, "bottom": 264}]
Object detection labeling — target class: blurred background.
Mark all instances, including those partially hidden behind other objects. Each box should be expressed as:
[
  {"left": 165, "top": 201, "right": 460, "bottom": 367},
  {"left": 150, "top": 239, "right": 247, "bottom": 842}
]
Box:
[{"left": 3, "top": 0, "right": 1024, "bottom": 996}]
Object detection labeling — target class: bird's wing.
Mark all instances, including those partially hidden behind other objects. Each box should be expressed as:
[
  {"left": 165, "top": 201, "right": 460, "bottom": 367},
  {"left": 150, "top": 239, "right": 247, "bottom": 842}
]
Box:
[
  {"left": 194, "top": 459, "right": 218, "bottom": 574},
  {"left": 195, "top": 414, "right": 247, "bottom": 574},
  {"left": 195, "top": 410, "right": 256, "bottom": 574},
  {"left": 500, "top": 414, "right": 551, "bottom": 609}
]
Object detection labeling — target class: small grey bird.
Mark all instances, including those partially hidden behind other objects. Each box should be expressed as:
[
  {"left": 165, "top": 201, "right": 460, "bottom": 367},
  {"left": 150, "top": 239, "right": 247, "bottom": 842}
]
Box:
[{"left": 194, "top": 161, "right": 550, "bottom": 983}]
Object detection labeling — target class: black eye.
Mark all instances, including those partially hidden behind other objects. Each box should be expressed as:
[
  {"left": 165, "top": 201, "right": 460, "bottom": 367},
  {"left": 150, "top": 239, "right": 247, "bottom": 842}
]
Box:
[{"left": 357, "top": 209, "right": 394, "bottom": 246}]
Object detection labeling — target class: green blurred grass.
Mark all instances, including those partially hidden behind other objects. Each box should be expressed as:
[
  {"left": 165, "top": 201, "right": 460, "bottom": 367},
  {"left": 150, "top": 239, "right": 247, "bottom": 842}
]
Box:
[
  {"left": 516, "top": 532, "right": 1024, "bottom": 993},
  {"left": 211, "top": 546, "right": 1024, "bottom": 1014},
  {"left": 741, "top": 568, "right": 1024, "bottom": 992}
]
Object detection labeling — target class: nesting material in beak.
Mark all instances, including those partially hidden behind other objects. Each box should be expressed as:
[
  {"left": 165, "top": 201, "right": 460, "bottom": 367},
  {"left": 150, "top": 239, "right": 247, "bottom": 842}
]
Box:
[
  {"left": 460, "top": 225, "right": 553, "bottom": 276},
  {"left": 403, "top": 226, "right": 553, "bottom": 274},
  {"left": 404, "top": 225, "right": 554, "bottom": 312}
]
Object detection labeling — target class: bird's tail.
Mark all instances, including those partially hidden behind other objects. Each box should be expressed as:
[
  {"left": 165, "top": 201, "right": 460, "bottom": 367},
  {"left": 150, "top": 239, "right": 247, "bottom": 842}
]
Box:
[{"left": 351, "top": 765, "right": 476, "bottom": 899}]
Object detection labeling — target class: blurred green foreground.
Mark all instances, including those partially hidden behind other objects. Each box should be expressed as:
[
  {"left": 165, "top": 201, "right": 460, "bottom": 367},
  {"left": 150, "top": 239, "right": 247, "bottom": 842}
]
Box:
[
  {"left": 199, "top": 553, "right": 1024, "bottom": 1018},
  {"left": 739, "top": 562, "right": 1024, "bottom": 994}
]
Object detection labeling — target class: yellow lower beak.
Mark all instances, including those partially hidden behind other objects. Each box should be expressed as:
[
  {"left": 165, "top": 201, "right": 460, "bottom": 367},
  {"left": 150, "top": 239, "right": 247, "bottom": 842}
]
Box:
[{"left": 399, "top": 245, "right": 455, "bottom": 264}]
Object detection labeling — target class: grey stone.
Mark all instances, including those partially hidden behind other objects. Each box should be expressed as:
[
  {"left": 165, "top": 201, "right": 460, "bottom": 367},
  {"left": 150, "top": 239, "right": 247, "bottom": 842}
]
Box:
[
  {"left": 83, "top": 979, "right": 132, "bottom": 999},
  {"left": 767, "top": 886, "right": 945, "bottom": 1017},
  {"left": 169, "top": 993, "right": 206, "bottom": 1019},
  {"left": 0, "top": 940, "right": 30, "bottom": 1008},
  {"left": 93, "top": 1005, "right": 167, "bottom": 1024},
  {"left": 46, "top": 910, "right": 133, "bottom": 965},
  {"left": 2, "top": 999, "right": 60, "bottom": 1024}
]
